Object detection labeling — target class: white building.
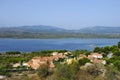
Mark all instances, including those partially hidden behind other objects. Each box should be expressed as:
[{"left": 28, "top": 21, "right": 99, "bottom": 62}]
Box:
[{"left": 107, "top": 52, "right": 113, "bottom": 59}]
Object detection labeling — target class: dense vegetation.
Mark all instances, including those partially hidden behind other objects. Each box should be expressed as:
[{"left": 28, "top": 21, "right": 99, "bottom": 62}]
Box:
[
  {"left": 0, "top": 32, "right": 120, "bottom": 38},
  {"left": 0, "top": 42, "right": 120, "bottom": 80}
]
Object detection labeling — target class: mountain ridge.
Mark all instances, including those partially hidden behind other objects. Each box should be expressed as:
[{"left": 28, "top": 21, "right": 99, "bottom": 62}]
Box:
[{"left": 0, "top": 25, "right": 120, "bottom": 38}]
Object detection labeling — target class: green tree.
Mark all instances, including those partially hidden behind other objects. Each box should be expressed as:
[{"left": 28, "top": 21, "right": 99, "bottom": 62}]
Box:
[
  {"left": 102, "top": 46, "right": 111, "bottom": 57},
  {"left": 78, "top": 58, "right": 90, "bottom": 66},
  {"left": 105, "top": 65, "right": 120, "bottom": 80},
  {"left": 72, "top": 50, "right": 90, "bottom": 57},
  {"left": 114, "top": 51, "right": 120, "bottom": 56},
  {"left": 6, "top": 51, "right": 21, "bottom": 55},
  {"left": 118, "top": 42, "right": 120, "bottom": 48},
  {"left": 53, "top": 64, "right": 76, "bottom": 80},
  {"left": 86, "top": 63, "right": 105, "bottom": 77},
  {"left": 110, "top": 45, "right": 119, "bottom": 54},
  {"left": 113, "top": 60, "right": 120, "bottom": 71},
  {"left": 93, "top": 47, "right": 102, "bottom": 53},
  {"left": 37, "top": 64, "right": 49, "bottom": 80}
]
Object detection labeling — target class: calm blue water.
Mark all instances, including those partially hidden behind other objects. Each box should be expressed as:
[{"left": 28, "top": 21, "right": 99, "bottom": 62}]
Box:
[{"left": 0, "top": 38, "right": 119, "bottom": 52}]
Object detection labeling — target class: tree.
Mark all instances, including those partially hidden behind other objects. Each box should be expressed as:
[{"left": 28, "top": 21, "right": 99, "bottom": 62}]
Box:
[
  {"left": 78, "top": 58, "right": 90, "bottom": 66},
  {"left": 72, "top": 50, "right": 81, "bottom": 57},
  {"left": 118, "top": 42, "right": 120, "bottom": 48},
  {"left": 72, "top": 50, "right": 90, "bottom": 57},
  {"left": 105, "top": 65, "right": 120, "bottom": 80},
  {"left": 110, "top": 45, "right": 119, "bottom": 54},
  {"left": 113, "top": 60, "right": 120, "bottom": 71},
  {"left": 114, "top": 51, "right": 120, "bottom": 56},
  {"left": 6, "top": 51, "right": 21, "bottom": 55},
  {"left": 86, "top": 63, "right": 105, "bottom": 77},
  {"left": 37, "top": 64, "right": 49, "bottom": 80},
  {"left": 102, "top": 46, "right": 111, "bottom": 57},
  {"left": 102, "top": 46, "right": 110, "bottom": 53},
  {"left": 53, "top": 64, "right": 76, "bottom": 80},
  {"left": 93, "top": 47, "right": 102, "bottom": 53}
]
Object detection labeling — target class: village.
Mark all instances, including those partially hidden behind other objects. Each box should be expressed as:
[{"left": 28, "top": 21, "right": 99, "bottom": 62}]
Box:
[
  {"left": 0, "top": 51, "right": 109, "bottom": 80},
  {"left": 24, "top": 51, "right": 107, "bottom": 70},
  {"left": 4, "top": 50, "right": 107, "bottom": 70},
  {"left": 0, "top": 41, "right": 120, "bottom": 80}
]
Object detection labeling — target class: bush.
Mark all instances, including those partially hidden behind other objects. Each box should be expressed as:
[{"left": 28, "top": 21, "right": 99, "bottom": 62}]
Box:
[
  {"left": 37, "top": 64, "right": 49, "bottom": 79},
  {"left": 6, "top": 51, "right": 21, "bottom": 55},
  {"left": 118, "top": 42, "right": 120, "bottom": 48},
  {"left": 78, "top": 58, "right": 90, "bottom": 66}
]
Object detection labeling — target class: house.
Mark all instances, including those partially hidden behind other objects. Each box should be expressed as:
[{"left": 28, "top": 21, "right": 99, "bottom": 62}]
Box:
[
  {"left": 0, "top": 75, "right": 6, "bottom": 80},
  {"left": 64, "top": 52, "right": 71, "bottom": 55},
  {"left": 102, "top": 60, "right": 106, "bottom": 65},
  {"left": 22, "top": 62, "right": 29, "bottom": 67},
  {"left": 107, "top": 52, "right": 113, "bottom": 59},
  {"left": 28, "top": 54, "right": 65, "bottom": 70},
  {"left": 66, "top": 58, "right": 74, "bottom": 64},
  {"left": 28, "top": 52, "right": 66, "bottom": 69},
  {"left": 77, "top": 54, "right": 87, "bottom": 60},
  {"left": 13, "top": 63, "right": 21, "bottom": 67},
  {"left": 49, "top": 61, "right": 55, "bottom": 68},
  {"left": 88, "top": 53, "right": 103, "bottom": 60},
  {"left": 52, "top": 52, "right": 58, "bottom": 56},
  {"left": 87, "top": 53, "right": 106, "bottom": 65},
  {"left": 92, "top": 58, "right": 106, "bottom": 65},
  {"left": 28, "top": 57, "right": 54, "bottom": 70},
  {"left": 52, "top": 53, "right": 65, "bottom": 61}
]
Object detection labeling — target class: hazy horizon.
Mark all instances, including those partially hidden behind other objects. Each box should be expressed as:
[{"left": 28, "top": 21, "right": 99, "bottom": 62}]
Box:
[
  {"left": 0, "top": 25, "right": 120, "bottom": 30},
  {"left": 0, "top": 0, "right": 120, "bottom": 29}
]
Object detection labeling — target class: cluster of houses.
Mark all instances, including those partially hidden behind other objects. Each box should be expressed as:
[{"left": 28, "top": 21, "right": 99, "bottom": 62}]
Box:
[
  {"left": 13, "top": 52, "right": 113, "bottom": 70},
  {"left": 27, "top": 52, "right": 65, "bottom": 69},
  {"left": 87, "top": 53, "right": 106, "bottom": 64}
]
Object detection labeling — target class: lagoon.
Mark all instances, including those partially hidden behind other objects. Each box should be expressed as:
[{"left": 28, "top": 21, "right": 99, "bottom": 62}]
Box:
[{"left": 0, "top": 38, "right": 119, "bottom": 52}]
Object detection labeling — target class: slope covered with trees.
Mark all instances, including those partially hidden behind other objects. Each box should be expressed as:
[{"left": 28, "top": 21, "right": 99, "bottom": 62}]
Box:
[{"left": 0, "top": 25, "right": 120, "bottom": 38}]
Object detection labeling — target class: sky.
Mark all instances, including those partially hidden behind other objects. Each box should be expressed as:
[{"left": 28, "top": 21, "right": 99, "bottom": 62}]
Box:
[{"left": 0, "top": 0, "right": 120, "bottom": 30}]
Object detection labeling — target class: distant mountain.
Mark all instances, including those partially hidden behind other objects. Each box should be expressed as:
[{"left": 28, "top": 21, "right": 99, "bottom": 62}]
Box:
[
  {"left": 0, "top": 25, "right": 120, "bottom": 38},
  {"left": 0, "top": 25, "right": 67, "bottom": 33},
  {"left": 77, "top": 26, "right": 120, "bottom": 34}
]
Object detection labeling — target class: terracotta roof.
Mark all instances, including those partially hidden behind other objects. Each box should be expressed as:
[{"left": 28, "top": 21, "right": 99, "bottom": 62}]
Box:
[
  {"left": 91, "top": 53, "right": 102, "bottom": 56},
  {"left": 28, "top": 53, "right": 65, "bottom": 69},
  {"left": 28, "top": 56, "right": 55, "bottom": 69},
  {"left": 77, "top": 54, "right": 87, "bottom": 60},
  {"left": 88, "top": 53, "right": 103, "bottom": 59},
  {"left": 49, "top": 61, "right": 55, "bottom": 68},
  {"left": 92, "top": 58, "right": 104, "bottom": 63}
]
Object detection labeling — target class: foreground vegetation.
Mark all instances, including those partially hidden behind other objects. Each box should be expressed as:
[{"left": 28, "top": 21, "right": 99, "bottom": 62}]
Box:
[{"left": 0, "top": 42, "right": 120, "bottom": 80}]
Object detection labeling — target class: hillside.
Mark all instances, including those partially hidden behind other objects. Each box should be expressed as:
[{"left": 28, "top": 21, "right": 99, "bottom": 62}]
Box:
[
  {"left": 0, "top": 25, "right": 68, "bottom": 33},
  {"left": 0, "top": 25, "right": 120, "bottom": 38},
  {"left": 78, "top": 26, "right": 120, "bottom": 34}
]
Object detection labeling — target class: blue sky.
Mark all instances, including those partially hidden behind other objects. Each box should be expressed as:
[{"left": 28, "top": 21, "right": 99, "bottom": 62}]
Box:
[{"left": 0, "top": 0, "right": 120, "bottom": 29}]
